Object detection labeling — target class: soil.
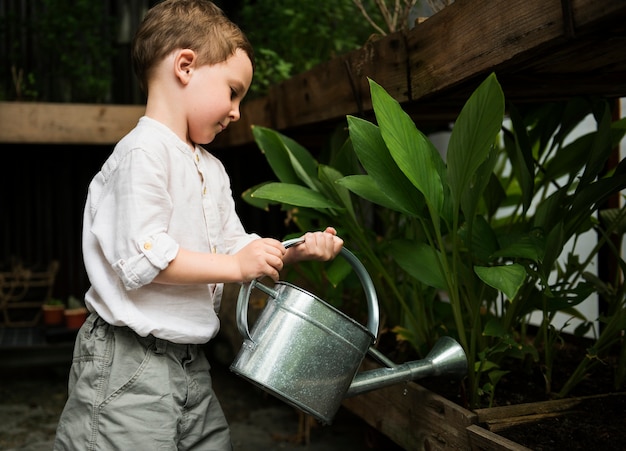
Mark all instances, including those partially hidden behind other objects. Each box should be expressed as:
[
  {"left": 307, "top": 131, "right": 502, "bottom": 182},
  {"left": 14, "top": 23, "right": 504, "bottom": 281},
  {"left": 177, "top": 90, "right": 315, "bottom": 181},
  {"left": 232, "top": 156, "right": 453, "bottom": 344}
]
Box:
[
  {"left": 485, "top": 351, "right": 626, "bottom": 451},
  {"left": 417, "top": 336, "right": 626, "bottom": 451},
  {"left": 500, "top": 394, "right": 626, "bottom": 450}
]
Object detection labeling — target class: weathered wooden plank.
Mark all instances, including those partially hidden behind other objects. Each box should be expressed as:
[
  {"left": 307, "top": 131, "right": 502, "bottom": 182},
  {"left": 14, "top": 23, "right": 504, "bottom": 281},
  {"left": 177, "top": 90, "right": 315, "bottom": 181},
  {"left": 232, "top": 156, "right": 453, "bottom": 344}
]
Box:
[
  {"left": 466, "top": 424, "right": 532, "bottom": 451},
  {"left": 474, "top": 392, "right": 626, "bottom": 434},
  {"left": 4, "top": 0, "right": 625, "bottom": 146},
  {"left": 484, "top": 411, "right": 578, "bottom": 433},
  {"left": 407, "top": 0, "right": 566, "bottom": 99},
  {"left": 217, "top": 97, "right": 272, "bottom": 148},
  {"left": 341, "top": 361, "right": 477, "bottom": 450},
  {"left": 407, "top": 0, "right": 626, "bottom": 102},
  {"left": 271, "top": 31, "right": 408, "bottom": 130},
  {"left": 217, "top": 31, "right": 409, "bottom": 148},
  {"left": 0, "top": 102, "right": 144, "bottom": 145},
  {"left": 474, "top": 395, "right": 586, "bottom": 422},
  {"left": 215, "top": 0, "right": 626, "bottom": 149},
  {"left": 471, "top": 392, "right": 626, "bottom": 447}
]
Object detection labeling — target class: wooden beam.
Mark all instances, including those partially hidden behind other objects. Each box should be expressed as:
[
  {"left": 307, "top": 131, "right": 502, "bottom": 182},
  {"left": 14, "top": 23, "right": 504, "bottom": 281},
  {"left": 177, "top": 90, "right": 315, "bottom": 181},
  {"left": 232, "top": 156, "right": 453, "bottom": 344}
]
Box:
[
  {"left": 0, "top": 102, "right": 144, "bottom": 145},
  {"left": 407, "top": 0, "right": 626, "bottom": 102},
  {"left": 407, "top": 0, "right": 567, "bottom": 100},
  {"left": 3, "top": 0, "right": 625, "bottom": 146},
  {"left": 215, "top": 0, "right": 626, "bottom": 148},
  {"left": 216, "top": 31, "right": 408, "bottom": 148}
]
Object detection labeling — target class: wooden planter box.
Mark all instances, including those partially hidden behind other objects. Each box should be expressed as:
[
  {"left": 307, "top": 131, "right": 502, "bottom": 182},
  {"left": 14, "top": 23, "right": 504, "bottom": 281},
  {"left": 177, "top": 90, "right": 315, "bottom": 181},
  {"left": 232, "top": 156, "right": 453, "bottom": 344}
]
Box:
[
  {"left": 340, "top": 360, "right": 533, "bottom": 451},
  {"left": 292, "top": 358, "right": 626, "bottom": 451},
  {"left": 217, "top": 285, "right": 623, "bottom": 450}
]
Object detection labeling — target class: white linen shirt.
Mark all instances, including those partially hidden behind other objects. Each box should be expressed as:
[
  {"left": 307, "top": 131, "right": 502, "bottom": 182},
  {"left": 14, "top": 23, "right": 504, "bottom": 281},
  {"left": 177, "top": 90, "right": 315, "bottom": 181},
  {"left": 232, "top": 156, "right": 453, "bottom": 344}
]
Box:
[{"left": 82, "top": 116, "right": 259, "bottom": 344}]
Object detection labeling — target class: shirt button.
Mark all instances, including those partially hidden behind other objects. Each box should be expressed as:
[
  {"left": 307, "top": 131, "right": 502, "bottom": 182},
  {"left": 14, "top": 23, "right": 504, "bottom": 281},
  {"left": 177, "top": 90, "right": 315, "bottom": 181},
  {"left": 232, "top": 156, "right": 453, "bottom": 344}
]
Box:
[
  {"left": 195, "top": 154, "right": 200, "bottom": 162},
  {"left": 143, "top": 242, "right": 153, "bottom": 250},
  {"left": 203, "top": 187, "right": 207, "bottom": 195}
]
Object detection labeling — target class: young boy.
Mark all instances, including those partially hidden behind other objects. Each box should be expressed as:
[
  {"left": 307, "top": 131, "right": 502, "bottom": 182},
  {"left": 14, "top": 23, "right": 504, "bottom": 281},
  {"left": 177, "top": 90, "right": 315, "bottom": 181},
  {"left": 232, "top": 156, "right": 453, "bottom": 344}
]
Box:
[{"left": 53, "top": 1, "right": 343, "bottom": 449}]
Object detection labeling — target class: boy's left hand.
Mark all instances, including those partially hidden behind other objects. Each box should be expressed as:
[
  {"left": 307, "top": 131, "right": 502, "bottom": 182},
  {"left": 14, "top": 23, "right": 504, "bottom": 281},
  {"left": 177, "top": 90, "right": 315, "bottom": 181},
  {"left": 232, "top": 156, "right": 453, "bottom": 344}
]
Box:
[{"left": 283, "top": 227, "right": 343, "bottom": 265}]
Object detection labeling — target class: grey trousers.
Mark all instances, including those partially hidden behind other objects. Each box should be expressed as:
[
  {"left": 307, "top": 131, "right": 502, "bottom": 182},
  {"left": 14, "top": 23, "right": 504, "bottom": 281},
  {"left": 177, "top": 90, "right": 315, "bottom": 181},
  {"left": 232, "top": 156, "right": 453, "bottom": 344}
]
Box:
[{"left": 53, "top": 313, "right": 232, "bottom": 451}]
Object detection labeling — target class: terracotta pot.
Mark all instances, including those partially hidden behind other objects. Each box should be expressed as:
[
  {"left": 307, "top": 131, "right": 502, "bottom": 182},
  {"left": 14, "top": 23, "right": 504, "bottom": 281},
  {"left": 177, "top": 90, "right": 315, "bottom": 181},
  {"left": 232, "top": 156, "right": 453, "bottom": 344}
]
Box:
[
  {"left": 64, "top": 307, "right": 88, "bottom": 330},
  {"left": 42, "top": 304, "right": 65, "bottom": 326}
]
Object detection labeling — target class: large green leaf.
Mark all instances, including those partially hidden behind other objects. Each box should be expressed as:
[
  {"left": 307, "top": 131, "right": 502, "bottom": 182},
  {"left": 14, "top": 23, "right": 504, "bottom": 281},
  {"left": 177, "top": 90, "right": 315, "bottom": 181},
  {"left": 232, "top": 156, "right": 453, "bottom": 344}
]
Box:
[
  {"left": 389, "top": 239, "right": 448, "bottom": 290},
  {"left": 474, "top": 264, "right": 526, "bottom": 300},
  {"left": 346, "top": 115, "right": 424, "bottom": 216},
  {"left": 251, "top": 182, "right": 341, "bottom": 209},
  {"left": 566, "top": 160, "right": 626, "bottom": 238},
  {"left": 337, "top": 174, "right": 402, "bottom": 212},
  {"left": 482, "top": 172, "right": 507, "bottom": 218},
  {"left": 600, "top": 207, "right": 626, "bottom": 236},
  {"left": 482, "top": 318, "right": 509, "bottom": 338},
  {"left": 326, "top": 256, "right": 352, "bottom": 288},
  {"left": 318, "top": 164, "right": 356, "bottom": 220},
  {"left": 369, "top": 79, "right": 445, "bottom": 215},
  {"left": 533, "top": 186, "right": 568, "bottom": 233},
  {"left": 546, "top": 282, "right": 597, "bottom": 312},
  {"left": 447, "top": 73, "right": 505, "bottom": 211},
  {"left": 492, "top": 232, "right": 544, "bottom": 263},
  {"left": 241, "top": 182, "right": 273, "bottom": 210},
  {"left": 506, "top": 103, "right": 535, "bottom": 213},
  {"left": 252, "top": 126, "right": 320, "bottom": 190},
  {"left": 458, "top": 215, "right": 500, "bottom": 264},
  {"left": 460, "top": 148, "right": 499, "bottom": 232},
  {"left": 542, "top": 132, "right": 594, "bottom": 184},
  {"left": 252, "top": 126, "right": 300, "bottom": 184},
  {"left": 578, "top": 102, "right": 615, "bottom": 190}
]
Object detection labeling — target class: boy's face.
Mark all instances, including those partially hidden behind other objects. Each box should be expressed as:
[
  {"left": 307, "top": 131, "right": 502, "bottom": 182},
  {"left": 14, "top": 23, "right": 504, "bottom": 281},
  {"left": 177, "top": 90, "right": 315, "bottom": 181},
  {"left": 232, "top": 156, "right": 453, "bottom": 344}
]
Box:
[{"left": 184, "top": 48, "right": 253, "bottom": 145}]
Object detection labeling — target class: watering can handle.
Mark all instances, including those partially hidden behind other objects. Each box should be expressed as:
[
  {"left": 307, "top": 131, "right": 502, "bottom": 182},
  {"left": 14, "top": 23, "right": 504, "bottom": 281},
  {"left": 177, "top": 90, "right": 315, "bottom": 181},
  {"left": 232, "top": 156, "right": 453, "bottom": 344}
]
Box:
[{"left": 236, "top": 237, "right": 380, "bottom": 344}]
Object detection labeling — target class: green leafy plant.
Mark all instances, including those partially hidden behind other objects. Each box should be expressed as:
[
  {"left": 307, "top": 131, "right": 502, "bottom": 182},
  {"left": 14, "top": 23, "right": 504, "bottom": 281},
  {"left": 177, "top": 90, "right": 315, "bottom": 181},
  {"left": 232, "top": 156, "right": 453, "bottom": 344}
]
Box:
[
  {"left": 37, "top": 0, "right": 114, "bottom": 102},
  {"left": 244, "top": 73, "right": 626, "bottom": 408},
  {"left": 556, "top": 205, "right": 626, "bottom": 396}
]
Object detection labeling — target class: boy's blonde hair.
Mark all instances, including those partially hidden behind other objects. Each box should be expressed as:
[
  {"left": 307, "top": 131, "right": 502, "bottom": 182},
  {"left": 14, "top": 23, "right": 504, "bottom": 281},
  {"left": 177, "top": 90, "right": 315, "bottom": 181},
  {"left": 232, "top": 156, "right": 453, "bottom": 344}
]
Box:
[{"left": 132, "top": 0, "right": 254, "bottom": 94}]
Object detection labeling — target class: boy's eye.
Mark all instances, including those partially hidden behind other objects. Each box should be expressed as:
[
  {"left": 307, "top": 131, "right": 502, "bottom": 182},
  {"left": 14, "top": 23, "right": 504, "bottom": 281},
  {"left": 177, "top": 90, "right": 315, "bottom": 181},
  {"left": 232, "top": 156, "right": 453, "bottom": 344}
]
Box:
[{"left": 230, "top": 88, "right": 238, "bottom": 99}]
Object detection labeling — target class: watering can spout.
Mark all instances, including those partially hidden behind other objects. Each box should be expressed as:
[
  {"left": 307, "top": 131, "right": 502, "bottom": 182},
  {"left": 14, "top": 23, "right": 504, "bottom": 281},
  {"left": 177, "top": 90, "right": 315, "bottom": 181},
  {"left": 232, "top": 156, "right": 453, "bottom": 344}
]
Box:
[{"left": 345, "top": 336, "right": 467, "bottom": 398}]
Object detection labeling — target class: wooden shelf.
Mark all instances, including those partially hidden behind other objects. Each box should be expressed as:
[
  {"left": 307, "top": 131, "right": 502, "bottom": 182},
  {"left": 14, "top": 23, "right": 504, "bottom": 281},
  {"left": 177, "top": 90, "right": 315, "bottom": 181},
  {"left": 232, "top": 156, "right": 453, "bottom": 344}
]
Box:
[
  {"left": 214, "top": 0, "right": 626, "bottom": 148},
  {"left": 1, "top": 0, "right": 624, "bottom": 146},
  {"left": 0, "top": 102, "right": 144, "bottom": 145}
]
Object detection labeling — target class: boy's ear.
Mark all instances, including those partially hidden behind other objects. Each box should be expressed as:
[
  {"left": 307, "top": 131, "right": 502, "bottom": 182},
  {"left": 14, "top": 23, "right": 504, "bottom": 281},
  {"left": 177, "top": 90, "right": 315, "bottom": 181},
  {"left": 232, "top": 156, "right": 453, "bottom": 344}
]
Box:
[{"left": 174, "top": 49, "right": 196, "bottom": 85}]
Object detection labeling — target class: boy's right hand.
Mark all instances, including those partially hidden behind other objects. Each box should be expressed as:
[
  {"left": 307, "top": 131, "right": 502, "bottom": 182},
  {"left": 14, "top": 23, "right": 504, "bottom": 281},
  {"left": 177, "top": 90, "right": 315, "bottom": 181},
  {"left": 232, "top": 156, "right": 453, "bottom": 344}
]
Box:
[{"left": 236, "top": 238, "right": 286, "bottom": 282}]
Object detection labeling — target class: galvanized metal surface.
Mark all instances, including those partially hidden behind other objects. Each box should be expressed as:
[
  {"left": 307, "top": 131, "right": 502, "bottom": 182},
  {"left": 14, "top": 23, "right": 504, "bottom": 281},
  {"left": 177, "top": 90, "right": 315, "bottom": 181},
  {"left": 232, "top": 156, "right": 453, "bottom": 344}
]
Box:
[
  {"left": 231, "top": 282, "right": 375, "bottom": 424},
  {"left": 231, "top": 242, "right": 468, "bottom": 425}
]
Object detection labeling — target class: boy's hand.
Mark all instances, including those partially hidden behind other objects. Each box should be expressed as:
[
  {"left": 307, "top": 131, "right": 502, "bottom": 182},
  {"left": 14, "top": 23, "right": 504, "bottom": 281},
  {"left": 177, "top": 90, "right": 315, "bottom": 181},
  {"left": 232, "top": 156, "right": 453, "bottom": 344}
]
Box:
[
  {"left": 236, "top": 238, "right": 286, "bottom": 282},
  {"left": 283, "top": 227, "right": 343, "bottom": 265}
]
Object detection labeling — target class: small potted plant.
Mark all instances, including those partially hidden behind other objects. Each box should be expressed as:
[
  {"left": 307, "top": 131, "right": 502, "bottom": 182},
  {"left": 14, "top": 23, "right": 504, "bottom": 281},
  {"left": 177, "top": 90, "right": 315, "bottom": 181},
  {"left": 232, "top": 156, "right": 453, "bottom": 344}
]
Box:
[
  {"left": 42, "top": 298, "right": 65, "bottom": 326},
  {"left": 64, "top": 295, "right": 88, "bottom": 330}
]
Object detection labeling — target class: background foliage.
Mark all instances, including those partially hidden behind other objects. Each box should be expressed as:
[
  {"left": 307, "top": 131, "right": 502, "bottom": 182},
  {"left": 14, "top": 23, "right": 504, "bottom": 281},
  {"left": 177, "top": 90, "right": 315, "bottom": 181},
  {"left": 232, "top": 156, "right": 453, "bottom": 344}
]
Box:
[
  {"left": 0, "top": 0, "right": 384, "bottom": 102},
  {"left": 0, "top": 0, "right": 115, "bottom": 102},
  {"left": 235, "top": 0, "right": 383, "bottom": 98}
]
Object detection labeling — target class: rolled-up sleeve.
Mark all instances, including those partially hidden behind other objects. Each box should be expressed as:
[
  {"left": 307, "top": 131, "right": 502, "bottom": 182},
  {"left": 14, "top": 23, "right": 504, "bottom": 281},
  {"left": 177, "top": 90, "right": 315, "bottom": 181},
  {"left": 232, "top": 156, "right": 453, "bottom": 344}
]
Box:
[
  {"left": 89, "top": 143, "right": 180, "bottom": 290},
  {"left": 112, "top": 232, "right": 179, "bottom": 290}
]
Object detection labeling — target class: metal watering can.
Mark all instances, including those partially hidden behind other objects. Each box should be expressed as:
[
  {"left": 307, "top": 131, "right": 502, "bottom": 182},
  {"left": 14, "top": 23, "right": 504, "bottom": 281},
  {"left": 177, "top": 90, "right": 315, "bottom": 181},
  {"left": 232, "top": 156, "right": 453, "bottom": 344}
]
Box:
[{"left": 230, "top": 238, "right": 468, "bottom": 424}]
